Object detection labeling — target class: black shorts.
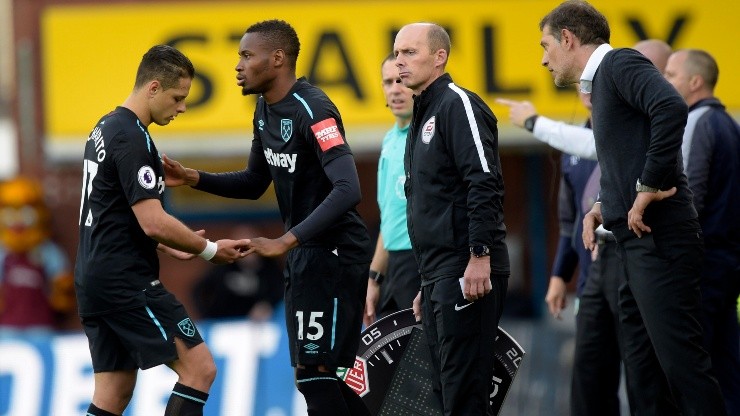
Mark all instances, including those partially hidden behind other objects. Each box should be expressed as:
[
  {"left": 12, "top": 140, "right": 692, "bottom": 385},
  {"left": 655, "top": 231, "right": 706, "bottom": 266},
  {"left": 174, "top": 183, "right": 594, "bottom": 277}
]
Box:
[
  {"left": 284, "top": 247, "right": 368, "bottom": 368},
  {"left": 82, "top": 284, "right": 203, "bottom": 372}
]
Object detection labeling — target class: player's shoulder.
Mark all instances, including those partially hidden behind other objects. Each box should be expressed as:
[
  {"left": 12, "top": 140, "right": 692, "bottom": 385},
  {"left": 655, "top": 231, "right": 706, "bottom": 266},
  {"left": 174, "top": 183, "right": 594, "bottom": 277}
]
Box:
[
  {"left": 96, "top": 107, "right": 145, "bottom": 142},
  {"left": 290, "top": 79, "right": 338, "bottom": 117}
]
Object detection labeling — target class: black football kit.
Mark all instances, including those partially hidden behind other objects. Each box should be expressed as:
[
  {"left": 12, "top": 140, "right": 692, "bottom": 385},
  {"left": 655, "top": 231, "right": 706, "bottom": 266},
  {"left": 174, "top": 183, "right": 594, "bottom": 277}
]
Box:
[
  {"left": 195, "top": 78, "right": 372, "bottom": 367},
  {"left": 75, "top": 107, "right": 202, "bottom": 371}
]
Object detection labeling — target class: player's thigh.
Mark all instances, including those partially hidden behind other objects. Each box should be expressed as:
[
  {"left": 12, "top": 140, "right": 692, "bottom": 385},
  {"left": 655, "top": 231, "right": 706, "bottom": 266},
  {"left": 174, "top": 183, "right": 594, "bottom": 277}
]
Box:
[
  {"left": 106, "top": 286, "right": 204, "bottom": 370},
  {"left": 285, "top": 247, "right": 367, "bottom": 368}
]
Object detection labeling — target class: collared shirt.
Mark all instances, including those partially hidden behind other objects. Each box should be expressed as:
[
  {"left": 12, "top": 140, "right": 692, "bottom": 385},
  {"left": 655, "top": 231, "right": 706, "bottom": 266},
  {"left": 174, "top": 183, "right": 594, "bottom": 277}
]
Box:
[
  {"left": 579, "top": 44, "right": 614, "bottom": 93},
  {"left": 377, "top": 122, "right": 412, "bottom": 251}
]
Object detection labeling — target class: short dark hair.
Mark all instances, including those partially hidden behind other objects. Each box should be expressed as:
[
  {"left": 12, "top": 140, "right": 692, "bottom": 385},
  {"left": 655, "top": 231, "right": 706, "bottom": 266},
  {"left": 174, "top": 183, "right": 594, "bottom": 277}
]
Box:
[
  {"left": 245, "top": 19, "right": 301, "bottom": 69},
  {"left": 134, "top": 45, "right": 194, "bottom": 90},
  {"left": 684, "top": 49, "right": 719, "bottom": 90},
  {"left": 539, "top": 0, "right": 610, "bottom": 45}
]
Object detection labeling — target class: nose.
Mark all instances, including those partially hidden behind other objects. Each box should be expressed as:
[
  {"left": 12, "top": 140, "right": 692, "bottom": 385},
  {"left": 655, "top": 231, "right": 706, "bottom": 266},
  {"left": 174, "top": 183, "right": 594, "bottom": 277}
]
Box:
[
  {"left": 541, "top": 52, "right": 548, "bottom": 67},
  {"left": 178, "top": 102, "right": 187, "bottom": 113}
]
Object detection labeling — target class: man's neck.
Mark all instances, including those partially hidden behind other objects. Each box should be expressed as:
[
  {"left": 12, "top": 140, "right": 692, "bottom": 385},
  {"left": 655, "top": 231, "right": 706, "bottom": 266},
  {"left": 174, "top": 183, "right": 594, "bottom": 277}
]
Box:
[
  {"left": 687, "top": 91, "right": 713, "bottom": 108},
  {"left": 263, "top": 74, "right": 298, "bottom": 105},
  {"left": 396, "top": 117, "right": 411, "bottom": 129}
]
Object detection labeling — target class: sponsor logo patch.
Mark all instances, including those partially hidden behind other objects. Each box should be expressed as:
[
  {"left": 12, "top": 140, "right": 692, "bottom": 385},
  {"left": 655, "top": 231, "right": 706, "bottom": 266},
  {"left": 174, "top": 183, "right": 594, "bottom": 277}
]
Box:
[
  {"left": 281, "top": 119, "right": 293, "bottom": 141},
  {"left": 311, "top": 118, "right": 344, "bottom": 151},
  {"left": 338, "top": 357, "right": 370, "bottom": 397},
  {"left": 137, "top": 166, "right": 156, "bottom": 189},
  {"left": 177, "top": 318, "right": 196, "bottom": 337},
  {"left": 263, "top": 148, "right": 298, "bottom": 173},
  {"left": 422, "top": 116, "right": 436, "bottom": 144}
]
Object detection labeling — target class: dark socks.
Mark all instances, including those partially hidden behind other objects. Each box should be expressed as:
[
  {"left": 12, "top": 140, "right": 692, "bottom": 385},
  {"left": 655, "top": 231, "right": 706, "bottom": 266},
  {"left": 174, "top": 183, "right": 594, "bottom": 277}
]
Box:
[
  {"left": 296, "top": 367, "right": 351, "bottom": 416},
  {"left": 164, "top": 382, "right": 209, "bottom": 416},
  {"left": 86, "top": 403, "right": 119, "bottom": 416}
]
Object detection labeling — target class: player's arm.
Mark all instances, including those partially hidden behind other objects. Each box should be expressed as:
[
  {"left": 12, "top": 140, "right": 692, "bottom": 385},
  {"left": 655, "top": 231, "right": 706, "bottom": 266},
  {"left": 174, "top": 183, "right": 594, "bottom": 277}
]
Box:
[
  {"left": 132, "top": 198, "right": 248, "bottom": 264},
  {"left": 243, "top": 152, "right": 362, "bottom": 258},
  {"left": 290, "top": 154, "right": 361, "bottom": 244},
  {"left": 163, "top": 139, "right": 272, "bottom": 199}
]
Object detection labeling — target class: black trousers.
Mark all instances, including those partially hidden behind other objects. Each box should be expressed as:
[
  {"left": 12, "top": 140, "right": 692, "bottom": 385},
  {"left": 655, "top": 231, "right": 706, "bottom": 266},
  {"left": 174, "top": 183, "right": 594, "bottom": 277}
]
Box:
[
  {"left": 571, "top": 239, "right": 624, "bottom": 416},
  {"left": 378, "top": 249, "right": 420, "bottom": 317},
  {"left": 616, "top": 220, "right": 726, "bottom": 416},
  {"left": 421, "top": 275, "right": 508, "bottom": 416},
  {"left": 699, "top": 250, "right": 740, "bottom": 416}
]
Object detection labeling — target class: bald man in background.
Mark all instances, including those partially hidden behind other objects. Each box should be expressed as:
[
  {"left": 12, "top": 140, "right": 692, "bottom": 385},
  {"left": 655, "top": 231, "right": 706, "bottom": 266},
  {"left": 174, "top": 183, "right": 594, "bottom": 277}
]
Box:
[
  {"left": 497, "top": 39, "right": 672, "bottom": 415},
  {"left": 664, "top": 48, "right": 740, "bottom": 416}
]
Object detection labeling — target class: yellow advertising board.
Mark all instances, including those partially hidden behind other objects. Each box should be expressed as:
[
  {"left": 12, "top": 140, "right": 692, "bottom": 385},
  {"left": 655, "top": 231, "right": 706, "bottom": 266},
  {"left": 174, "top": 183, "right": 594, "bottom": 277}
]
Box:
[{"left": 42, "top": 0, "right": 740, "bottom": 157}]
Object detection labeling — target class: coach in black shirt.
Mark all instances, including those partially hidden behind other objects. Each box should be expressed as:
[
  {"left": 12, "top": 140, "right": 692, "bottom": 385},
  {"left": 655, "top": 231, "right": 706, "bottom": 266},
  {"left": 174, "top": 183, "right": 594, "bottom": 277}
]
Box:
[{"left": 538, "top": 1, "right": 725, "bottom": 415}]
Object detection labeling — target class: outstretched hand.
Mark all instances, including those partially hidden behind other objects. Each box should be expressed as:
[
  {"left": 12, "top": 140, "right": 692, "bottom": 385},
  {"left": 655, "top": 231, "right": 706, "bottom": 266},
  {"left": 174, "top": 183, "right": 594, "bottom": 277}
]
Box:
[
  {"left": 210, "top": 239, "right": 250, "bottom": 264},
  {"left": 162, "top": 154, "right": 194, "bottom": 187},
  {"left": 494, "top": 98, "right": 537, "bottom": 127}
]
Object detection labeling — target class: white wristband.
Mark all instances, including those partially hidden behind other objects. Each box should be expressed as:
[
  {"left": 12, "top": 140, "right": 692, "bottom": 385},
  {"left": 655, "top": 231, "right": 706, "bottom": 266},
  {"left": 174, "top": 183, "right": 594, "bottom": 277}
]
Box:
[{"left": 198, "top": 240, "right": 218, "bottom": 261}]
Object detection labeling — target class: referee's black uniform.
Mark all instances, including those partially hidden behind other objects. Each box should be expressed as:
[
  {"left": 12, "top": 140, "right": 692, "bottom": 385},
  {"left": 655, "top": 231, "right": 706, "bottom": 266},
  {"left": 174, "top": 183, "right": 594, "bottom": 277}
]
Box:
[{"left": 405, "top": 73, "right": 510, "bottom": 415}]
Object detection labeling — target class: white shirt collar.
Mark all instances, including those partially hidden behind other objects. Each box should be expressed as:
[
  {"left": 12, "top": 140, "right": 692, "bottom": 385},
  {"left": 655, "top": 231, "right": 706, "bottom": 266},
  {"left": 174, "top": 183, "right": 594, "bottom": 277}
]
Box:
[{"left": 579, "top": 44, "right": 613, "bottom": 93}]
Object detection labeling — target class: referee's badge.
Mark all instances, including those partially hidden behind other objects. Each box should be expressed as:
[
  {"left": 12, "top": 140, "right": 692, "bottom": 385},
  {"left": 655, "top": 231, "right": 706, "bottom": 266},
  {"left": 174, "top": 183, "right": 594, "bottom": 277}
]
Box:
[
  {"left": 421, "top": 116, "right": 435, "bottom": 144},
  {"left": 177, "top": 318, "right": 196, "bottom": 337},
  {"left": 281, "top": 119, "right": 293, "bottom": 142}
]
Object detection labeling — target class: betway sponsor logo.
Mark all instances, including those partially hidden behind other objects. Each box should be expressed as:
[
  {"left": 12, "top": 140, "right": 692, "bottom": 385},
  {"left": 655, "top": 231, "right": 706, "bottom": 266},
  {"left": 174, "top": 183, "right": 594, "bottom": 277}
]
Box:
[{"left": 264, "top": 148, "right": 297, "bottom": 173}]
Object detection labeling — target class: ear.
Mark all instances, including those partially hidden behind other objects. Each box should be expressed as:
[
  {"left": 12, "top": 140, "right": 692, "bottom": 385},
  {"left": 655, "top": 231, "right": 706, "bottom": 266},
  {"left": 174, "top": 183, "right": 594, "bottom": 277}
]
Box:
[
  {"left": 561, "top": 28, "right": 575, "bottom": 49},
  {"left": 147, "top": 80, "right": 161, "bottom": 97},
  {"left": 273, "top": 49, "right": 285, "bottom": 68},
  {"left": 434, "top": 49, "right": 448, "bottom": 68},
  {"left": 688, "top": 74, "right": 704, "bottom": 92}
]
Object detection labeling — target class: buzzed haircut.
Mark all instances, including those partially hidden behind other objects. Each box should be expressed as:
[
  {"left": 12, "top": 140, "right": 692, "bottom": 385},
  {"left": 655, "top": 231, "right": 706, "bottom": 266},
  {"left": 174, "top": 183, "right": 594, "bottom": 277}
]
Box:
[
  {"left": 134, "top": 45, "right": 194, "bottom": 90},
  {"left": 539, "top": 0, "right": 610, "bottom": 45},
  {"left": 246, "top": 19, "right": 301, "bottom": 69},
  {"left": 427, "top": 24, "right": 451, "bottom": 56},
  {"left": 685, "top": 49, "right": 719, "bottom": 90}
]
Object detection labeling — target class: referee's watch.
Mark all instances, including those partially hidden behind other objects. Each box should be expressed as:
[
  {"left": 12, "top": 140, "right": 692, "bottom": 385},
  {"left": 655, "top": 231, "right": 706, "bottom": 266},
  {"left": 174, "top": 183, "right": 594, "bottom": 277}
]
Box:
[
  {"left": 470, "top": 246, "right": 490, "bottom": 258},
  {"left": 635, "top": 178, "right": 659, "bottom": 193},
  {"left": 369, "top": 270, "right": 385, "bottom": 284}
]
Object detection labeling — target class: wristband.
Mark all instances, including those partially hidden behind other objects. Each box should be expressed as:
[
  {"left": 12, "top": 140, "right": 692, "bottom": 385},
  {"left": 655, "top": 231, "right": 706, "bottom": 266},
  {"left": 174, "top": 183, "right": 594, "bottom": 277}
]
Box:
[
  {"left": 198, "top": 240, "right": 218, "bottom": 261},
  {"left": 369, "top": 270, "right": 385, "bottom": 284}
]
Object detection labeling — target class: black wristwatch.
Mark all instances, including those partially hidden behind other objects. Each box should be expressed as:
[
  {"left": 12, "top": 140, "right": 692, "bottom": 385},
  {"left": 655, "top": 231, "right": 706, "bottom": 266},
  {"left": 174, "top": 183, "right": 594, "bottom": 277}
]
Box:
[
  {"left": 369, "top": 270, "right": 385, "bottom": 284},
  {"left": 524, "top": 115, "right": 539, "bottom": 132},
  {"left": 470, "top": 246, "right": 490, "bottom": 258}
]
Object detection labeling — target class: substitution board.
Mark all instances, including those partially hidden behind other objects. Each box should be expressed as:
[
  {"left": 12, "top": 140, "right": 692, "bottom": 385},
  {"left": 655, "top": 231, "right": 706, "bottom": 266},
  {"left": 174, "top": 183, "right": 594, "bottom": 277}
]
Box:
[{"left": 339, "top": 308, "right": 525, "bottom": 415}]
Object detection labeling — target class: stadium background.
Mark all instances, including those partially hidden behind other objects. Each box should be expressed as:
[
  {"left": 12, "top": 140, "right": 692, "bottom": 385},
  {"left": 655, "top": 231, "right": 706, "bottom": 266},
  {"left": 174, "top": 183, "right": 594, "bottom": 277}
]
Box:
[{"left": 1, "top": 0, "right": 738, "bottom": 414}]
